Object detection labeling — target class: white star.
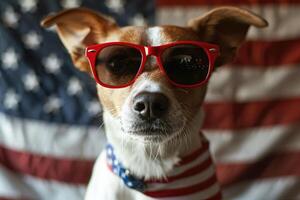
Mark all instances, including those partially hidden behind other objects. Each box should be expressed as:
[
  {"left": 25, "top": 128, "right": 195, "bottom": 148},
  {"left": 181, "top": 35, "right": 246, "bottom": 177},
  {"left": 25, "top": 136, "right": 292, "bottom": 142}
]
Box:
[
  {"left": 127, "top": 181, "right": 133, "bottom": 187},
  {"left": 87, "top": 100, "right": 102, "bottom": 115},
  {"left": 105, "top": 0, "right": 124, "bottom": 13},
  {"left": 2, "top": 7, "right": 20, "bottom": 28},
  {"left": 67, "top": 77, "right": 82, "bottom": 95},
  {"left": 43, "top": 54, "right": 62, "bottom": 74},
  {"left": 4, "top": 90, "right": 20, "bottom": 110},
  {"left": 2, "top": 7, "right": 20, "bottom": 27},
  {"left": 61, "top": 0, "right": 82, "bottom": 8},
  {"left": 23, "top": 72, "right": 39, "bottom": 91},
  {"left": 44, "top": 96, "right": 61, "bottom": 113},
  {"left": 1, "top": 48, "right": 19, "bottom": 70},
  {"left": 23, "top": 31, "right": 42, "bottom": 50},
  {"left": 19, "top": 0, "right": 38, "bottom": 13},
  {"left": 131, "top": 14, "right": 147, "bottom": 26}
]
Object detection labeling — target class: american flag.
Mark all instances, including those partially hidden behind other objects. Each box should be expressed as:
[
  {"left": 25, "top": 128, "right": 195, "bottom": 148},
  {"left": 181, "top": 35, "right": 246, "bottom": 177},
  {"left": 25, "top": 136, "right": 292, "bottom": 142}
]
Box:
[{"left": 0, "top": 0, "right": 299, "bottom": 199}]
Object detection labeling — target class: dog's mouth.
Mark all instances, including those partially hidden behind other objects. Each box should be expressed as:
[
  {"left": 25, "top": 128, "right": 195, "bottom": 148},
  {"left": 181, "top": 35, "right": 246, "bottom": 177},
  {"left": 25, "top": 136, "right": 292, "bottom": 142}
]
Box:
[{"left": 120, "top": 118, "right": 186, "bottom": 143}]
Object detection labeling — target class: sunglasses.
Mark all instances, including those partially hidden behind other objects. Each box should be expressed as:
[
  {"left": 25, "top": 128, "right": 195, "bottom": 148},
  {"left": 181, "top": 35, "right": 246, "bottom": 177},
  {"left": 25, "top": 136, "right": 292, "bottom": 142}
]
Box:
[{"left": 85, "top": 41, "right": 219, "bottom": 88}]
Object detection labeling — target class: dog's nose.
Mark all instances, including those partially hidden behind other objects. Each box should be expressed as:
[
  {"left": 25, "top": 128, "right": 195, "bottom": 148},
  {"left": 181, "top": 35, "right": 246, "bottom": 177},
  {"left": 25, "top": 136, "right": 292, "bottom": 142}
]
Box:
[{"left": 132, "top": 92, "right": 169, "bottom": 119}]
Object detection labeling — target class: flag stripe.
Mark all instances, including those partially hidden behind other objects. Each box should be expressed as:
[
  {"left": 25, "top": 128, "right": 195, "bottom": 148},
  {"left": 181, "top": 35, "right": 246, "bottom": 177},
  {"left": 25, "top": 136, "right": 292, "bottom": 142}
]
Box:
[
  {"left": 0, "top": 165, "right": 85, "bottom": 200},
  {"left": 157, "top": 0, "right": 300, "bottom": 7},
  {"left": 206, "top": 192, "right": 222, "bottom": 200},
  {"left": 205, "top": 123, "right": 300, "bottom": 162},
  {"left": 157, "top": 5, "right": 300, "bottom": 41},
  {"left": 0, "top": 113, "right": 104, "bottom": 159},
  {"left": 207, "top": 66, "right": 300, "bottom": 102},
  {"left": 0, "top": 145, "right": 93, "bottom": 184},
  {"left": 178, "top": 141, "right": 209, "bottom": 166},
  {"left": 144, "top": 176, "right": 219, "bottom": 197},
  {"left": 203, "top": 98, "right": 300, "bottom": 130},
  {"left": 157, "top": 184, "right": 221, "bottom": 200},
  {"left": 233, "top": 39, "right": 300, "bottom": 67},
  {"left": 216, "top": 151, "right": 300, "bottom": 187},
  {"left": 0, "top": 198, "right": 20, "bottom": 200},
  {"left": 224, "top": 177, "right": 300, "bottom": 199}
]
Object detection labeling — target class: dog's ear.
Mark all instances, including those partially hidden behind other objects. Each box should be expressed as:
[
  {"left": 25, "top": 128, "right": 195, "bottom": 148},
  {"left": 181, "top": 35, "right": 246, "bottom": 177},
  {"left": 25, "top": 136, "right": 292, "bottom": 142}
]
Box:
[
  {"left": 41, "top": 8, "right": 118, "bottom": 73},
  {"left": 188, "top": 6, "right": 268, "bottom": 67}
]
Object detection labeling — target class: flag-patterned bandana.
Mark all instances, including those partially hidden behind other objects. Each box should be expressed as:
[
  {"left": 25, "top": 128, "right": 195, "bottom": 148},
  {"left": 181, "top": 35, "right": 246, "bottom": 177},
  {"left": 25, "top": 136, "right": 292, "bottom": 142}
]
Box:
[{"left": 106, "top": 139, "right": 222, "bottom": 200}]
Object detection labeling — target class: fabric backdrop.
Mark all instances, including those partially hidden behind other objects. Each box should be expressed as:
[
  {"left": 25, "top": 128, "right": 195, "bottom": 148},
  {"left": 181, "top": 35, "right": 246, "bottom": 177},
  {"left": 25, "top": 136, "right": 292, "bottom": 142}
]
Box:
[{"left": 0, "top": 0, "right": 299, "bottom": 199}]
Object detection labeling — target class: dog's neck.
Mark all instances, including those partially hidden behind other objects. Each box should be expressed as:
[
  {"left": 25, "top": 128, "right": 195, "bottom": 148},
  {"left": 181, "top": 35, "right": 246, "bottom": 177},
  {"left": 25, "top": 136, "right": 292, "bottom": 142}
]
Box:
[{"left": 103, "top": 109, "right": 205, "bottom": 180}]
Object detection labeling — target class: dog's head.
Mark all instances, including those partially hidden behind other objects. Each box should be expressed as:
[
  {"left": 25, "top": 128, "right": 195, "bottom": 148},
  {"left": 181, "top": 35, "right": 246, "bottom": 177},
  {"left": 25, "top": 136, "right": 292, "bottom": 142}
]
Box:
[{"left": 41, "top": 7, "right": 267, "bottom": 145}]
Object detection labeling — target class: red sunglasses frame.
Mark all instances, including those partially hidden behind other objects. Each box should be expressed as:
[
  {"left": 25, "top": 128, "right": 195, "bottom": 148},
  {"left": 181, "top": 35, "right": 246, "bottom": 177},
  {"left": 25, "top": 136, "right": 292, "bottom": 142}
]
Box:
[{"left": 85, "top": 41, "right": 219, "bottom": 89}]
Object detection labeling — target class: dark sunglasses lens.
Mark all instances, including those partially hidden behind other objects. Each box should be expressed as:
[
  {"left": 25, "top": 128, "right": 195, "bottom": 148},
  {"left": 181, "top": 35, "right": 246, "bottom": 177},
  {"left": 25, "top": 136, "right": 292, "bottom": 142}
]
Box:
[
  {"left": 95, "top": 45, "right": 142, "bottom": 87},
  {"left": 161, "top": 44, "right": 210, "bottom": 85}
]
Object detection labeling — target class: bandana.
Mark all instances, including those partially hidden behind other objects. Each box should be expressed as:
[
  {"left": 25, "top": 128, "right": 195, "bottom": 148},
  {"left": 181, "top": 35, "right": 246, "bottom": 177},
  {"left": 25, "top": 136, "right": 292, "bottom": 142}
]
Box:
[{"left": 106, "top": 140, "right": 222, "bottom": 199}]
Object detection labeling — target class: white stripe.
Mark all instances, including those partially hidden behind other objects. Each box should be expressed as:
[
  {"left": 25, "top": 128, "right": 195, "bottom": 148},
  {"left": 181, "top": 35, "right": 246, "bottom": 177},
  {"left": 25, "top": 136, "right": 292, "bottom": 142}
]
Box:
[
  {"left": 147, "top": 165, "right": 215, "bottom": 191},
  {"left": 0, "top": 165, "right": 86, "bottom": 200},
  {"left": 204, "top": 123, "right": 300, "bottom": 162},
  {"left": 224, "top": 176, "right": 300, "bottom": 200},
  {"left": 206, "top": 65, "right": 300, "bottom": 102},
  {"left": 157, "top": 5, "right": 300, "bottom": 40},
  {"left": 169, "top": 151, "right": 210, "bottom": 176},
  {"left": 0, "top": 113, "right": 106, "bottom": 159}
]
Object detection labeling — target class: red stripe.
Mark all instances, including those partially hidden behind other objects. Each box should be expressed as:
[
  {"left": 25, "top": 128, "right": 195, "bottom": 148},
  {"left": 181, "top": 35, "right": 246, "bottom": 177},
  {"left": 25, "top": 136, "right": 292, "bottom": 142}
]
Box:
[
  {"left": 233, "top": 39, "right": 300, "bottom": 67},
  {"left": 157, "top": 0, "right": 300, "bottom": 7},
  {"left": 0, "top": 198, "right": 29, "bottom": 200},
  {"left": 0, "top": 144, "right": 93, "bottom": 184},
  {"left": 178, "top": 141, "right": 209, "bottom": 166},
  {"left": 217, "top": 151, "right": 300, "bottom": 187},
  {"left": 144, "top": 175, "right": 218, "bottom": 197},
  {"left": 205, "top": 191, "right": 223, "bottom": 200},
  {"left": 203, "top": 97, "right": 300, "bottom": 130},
  {"left": 146, "top": 157, "right": 212, "bottom": 183}
]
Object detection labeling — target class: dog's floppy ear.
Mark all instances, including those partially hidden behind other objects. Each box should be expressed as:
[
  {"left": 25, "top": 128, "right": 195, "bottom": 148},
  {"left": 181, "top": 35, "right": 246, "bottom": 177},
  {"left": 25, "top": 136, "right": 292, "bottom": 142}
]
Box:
[
  {"left": 41, "top": 8, "right": 118, "bottom": 73},
  {"left": 188, "top": 6, "right": 268, "bottom": 67}
]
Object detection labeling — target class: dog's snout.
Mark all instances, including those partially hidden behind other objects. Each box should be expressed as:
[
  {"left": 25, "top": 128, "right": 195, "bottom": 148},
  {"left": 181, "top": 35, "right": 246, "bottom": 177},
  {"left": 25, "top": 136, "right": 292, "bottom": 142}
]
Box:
[{"left": 132, "top": 92, "right": 169, "bottom": 120}]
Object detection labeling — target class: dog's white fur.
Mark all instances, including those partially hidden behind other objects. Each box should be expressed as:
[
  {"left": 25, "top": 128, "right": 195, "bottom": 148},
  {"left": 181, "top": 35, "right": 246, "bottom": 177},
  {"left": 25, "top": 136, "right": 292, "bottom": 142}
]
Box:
[{"left": 147, "top": 27, "right": 164, "bottom": 46}]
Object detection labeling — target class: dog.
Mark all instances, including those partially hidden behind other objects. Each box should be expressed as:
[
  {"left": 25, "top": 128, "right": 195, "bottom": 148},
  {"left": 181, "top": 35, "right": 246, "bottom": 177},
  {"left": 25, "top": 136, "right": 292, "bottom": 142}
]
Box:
[{"left": 41, "top": 7, "right": 267, "bottom": 200}]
